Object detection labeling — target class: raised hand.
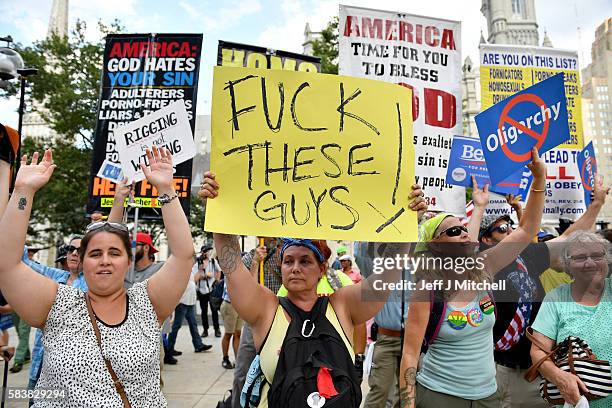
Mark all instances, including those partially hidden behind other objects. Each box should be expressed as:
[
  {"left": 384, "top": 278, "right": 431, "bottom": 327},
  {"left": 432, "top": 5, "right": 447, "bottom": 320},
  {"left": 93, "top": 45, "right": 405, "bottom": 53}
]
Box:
[
  {"left": 198, "top": 171, "right": 219, "bottom": 200},
  {"left": 527, "top": 147, "right": 546, "bottom": 180},
  {"left": 591, "top": 174, "right": 610, "bottom": 205},
  {"left": 505, "top": 193, "right": 522, "bottom": 208},
  {"left": 14, "top": 150, "right": 56, "bottom": 193},
  {"left": 140, "top": 146, "right": 174, "bottom": 191},
  {"left": 114, "top": 177, "right": 134, "bottom": 201},
  {"left": 471, "top": 175, "right": 490, "bottom": 208},
  {"left": 407, "top": 183, "right": 427, "bottom": 219}
]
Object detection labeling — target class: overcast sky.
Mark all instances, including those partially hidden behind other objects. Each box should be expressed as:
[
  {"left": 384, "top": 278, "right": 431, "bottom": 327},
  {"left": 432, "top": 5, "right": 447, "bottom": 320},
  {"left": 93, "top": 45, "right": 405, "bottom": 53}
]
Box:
[{"left": 1, "top": 0, "right": 610, "bottom": 129}]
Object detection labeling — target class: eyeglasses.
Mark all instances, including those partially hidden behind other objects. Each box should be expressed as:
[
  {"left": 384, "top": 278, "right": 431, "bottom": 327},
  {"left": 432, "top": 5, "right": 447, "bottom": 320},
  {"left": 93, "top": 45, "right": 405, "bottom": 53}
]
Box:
[
  {"left": 568, "top": 252, "right": 607, "bottom": 263},
  {"left": 489, "top": 222, "right": 514, "bottom": 235},
  {"left": 436, "top": 225, "right": 468, "bottom": 238},
  {"left": 85, "top": 221, "right": 129, "bottom": 235},
  {"left": 65, "top": 245, "right": 80, "bottom": 253}
]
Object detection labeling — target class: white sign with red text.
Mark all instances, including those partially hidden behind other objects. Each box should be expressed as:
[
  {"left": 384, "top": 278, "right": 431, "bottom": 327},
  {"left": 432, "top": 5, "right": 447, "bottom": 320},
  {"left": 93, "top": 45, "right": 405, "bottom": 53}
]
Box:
[{"left": 339, "top": 4, "right": 464, "bottom": 215}]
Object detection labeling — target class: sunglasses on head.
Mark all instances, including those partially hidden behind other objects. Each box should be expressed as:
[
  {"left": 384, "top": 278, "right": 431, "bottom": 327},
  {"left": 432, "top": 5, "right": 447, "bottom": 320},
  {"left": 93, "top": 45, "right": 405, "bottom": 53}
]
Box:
[
  {"left": 85, "top": 221, "right": 129, "bottom": 235},
  {"left": 489, "top": 222, "right": 514, "bottom": 235},
  {"left": 436, "top": 225, "right": 468, "bottom": 238}
]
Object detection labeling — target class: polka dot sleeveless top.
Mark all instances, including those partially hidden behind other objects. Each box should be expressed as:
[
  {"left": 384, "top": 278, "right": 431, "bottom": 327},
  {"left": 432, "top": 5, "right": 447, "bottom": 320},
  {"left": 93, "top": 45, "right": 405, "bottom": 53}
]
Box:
[{"left": 34, "top": 280, "right": 165, "bottom": 407}]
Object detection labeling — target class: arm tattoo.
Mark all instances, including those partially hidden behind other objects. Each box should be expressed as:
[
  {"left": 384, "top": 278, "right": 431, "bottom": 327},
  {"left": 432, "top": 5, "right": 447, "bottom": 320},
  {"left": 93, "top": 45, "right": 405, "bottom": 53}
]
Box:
[
  {"left": 399, "top": 367, "right": 417, "bottom": 408},
  {"left": 18, "top": 197, "right": 27, "bottom": 210},
  {"left": 218, "top": 236, "right": 241, "bottom": 280}
]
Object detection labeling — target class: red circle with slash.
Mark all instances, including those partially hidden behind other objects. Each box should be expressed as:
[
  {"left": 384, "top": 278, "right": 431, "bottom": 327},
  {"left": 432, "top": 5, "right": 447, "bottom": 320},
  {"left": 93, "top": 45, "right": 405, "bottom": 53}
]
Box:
[
  {"left": 580, "top": 156, "right": 597, "bottom": 191},
  {"left": 498, "top": 94, "right": 549, "bottom": 162}
]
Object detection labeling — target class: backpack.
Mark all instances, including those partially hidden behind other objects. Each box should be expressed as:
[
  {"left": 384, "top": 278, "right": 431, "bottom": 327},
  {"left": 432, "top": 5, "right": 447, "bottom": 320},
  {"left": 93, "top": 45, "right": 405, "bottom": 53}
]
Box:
[
  {"left": 216, "top": 390, "right": 232, "bottom": 408},
  {"left": 421, "top": 289, "right": 497, "bottom": 354},
  {"left": 209, "top": 272, "right": 225, "bottom": 312},
  {"left": 267, "top": 296, "right": 361, "bottom": 408}
]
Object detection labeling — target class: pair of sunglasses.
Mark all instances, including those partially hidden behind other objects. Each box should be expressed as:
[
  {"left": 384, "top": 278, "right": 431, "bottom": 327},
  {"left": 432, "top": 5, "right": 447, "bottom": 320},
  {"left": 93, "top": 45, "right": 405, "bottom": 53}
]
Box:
[
  {"left": 85, "top": 221, "right": 129, "bottom": 235},
  {"left": 489, "top": 222, "right": 514, "bottom": 235},
  {"left": 436, "top": 225, "right": 468, "bottom": 238},
  {"left": 65, "top": 245, "right": 80, "bottom": 253}
]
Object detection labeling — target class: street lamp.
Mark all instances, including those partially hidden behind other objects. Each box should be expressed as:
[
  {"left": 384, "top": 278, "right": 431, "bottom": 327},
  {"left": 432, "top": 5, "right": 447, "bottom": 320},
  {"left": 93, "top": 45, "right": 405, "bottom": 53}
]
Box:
[
  {"left": 0, "top": 36, "right": 24, "bottom": 87},
  {"left": 15, "top": 67, "right": 39, "bottom": 171},
  {"left": 0, "top": 35, "right": 38, "bottom": 185}
]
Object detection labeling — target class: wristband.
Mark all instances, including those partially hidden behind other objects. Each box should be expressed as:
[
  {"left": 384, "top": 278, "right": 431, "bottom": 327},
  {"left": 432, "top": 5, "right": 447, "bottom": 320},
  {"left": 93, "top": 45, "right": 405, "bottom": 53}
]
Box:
[{"left": 158, "top": 193, "right": 178, "bottom": 206}]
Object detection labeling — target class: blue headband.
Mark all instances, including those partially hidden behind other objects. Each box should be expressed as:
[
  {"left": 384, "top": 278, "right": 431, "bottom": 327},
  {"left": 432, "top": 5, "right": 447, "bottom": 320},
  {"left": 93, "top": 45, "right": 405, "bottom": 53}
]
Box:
[{"left": 280, "top": 238, "right": 325, "bottom": 263}]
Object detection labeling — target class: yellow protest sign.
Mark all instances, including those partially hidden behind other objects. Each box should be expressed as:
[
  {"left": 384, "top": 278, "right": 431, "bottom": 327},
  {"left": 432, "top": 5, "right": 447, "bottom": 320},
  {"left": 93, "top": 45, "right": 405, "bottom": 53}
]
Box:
[
  {"left": 480, "top": 44, "right": 583, "bottom": 149},
  {"left": 206, "top": 66, "right": 416, "bottom": 242}
]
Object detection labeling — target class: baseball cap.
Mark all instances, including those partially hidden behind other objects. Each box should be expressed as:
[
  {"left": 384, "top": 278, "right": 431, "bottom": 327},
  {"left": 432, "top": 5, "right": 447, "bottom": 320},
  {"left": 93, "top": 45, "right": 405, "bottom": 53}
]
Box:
[
  {"left": 136, "top": 232, "right": 158, "bottom": 254},
  {"left": 339, "top": 254, "right": 351, "bottom": 261},
  {"left": 479, "top": 214, "right": 511, "bottom": 240},
  {"left": 200, "top": 245, "right": 213, "bottom": 253},
  {"left": 336, "top": 245, "right": 347, "bottom": 254}
]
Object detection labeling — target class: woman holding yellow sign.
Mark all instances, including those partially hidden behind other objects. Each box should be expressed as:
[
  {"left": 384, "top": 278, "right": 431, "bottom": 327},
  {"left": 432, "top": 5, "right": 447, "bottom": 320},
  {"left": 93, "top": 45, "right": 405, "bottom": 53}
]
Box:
[{"left": 199, "top": 170, "right": 426, "bottom": 408}]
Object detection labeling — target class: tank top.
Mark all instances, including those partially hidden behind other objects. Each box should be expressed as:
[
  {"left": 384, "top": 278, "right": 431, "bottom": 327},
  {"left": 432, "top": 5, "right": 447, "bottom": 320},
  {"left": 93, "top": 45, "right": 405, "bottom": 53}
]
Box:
[{"left": 256, "top": 300, "right": 354, "bottom": 407}]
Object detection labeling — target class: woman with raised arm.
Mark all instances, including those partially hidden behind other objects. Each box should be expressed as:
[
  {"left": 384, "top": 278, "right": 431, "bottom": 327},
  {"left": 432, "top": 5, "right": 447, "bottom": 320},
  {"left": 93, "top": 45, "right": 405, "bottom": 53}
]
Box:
[
  {"left": 399, "top": 147, "right": 547, "bottom": 408},
  {"left": 199, "top": 171, "right": 427, "bottom": 408},
  {"left": 0, "top": 146, "right": 194, "bottom": 407}
]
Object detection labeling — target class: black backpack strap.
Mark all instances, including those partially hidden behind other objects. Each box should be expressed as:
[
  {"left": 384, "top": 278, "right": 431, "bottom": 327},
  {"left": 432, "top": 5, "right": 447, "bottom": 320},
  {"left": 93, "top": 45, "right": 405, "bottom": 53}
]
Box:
[
  {"left": 487, "top": 290, "right": 497, "bottom": 319},
  {"left": 421, "top": 289, "right": 446, "bottom": 353},
  {"left": 279, "top": 296, "right": 328, "bottom": 324}
]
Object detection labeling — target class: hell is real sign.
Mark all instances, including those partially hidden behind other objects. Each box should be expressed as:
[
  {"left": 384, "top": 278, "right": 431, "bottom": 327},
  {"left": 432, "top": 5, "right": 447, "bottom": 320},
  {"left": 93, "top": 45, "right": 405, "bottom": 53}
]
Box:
[{"left": 87, "top": 33, "right": 202, "bottom": 218}]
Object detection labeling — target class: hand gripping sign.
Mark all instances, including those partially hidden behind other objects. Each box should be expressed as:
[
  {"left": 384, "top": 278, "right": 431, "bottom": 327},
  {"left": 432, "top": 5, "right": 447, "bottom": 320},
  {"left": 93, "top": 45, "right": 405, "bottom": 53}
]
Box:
[
  {"left": 475, "top": 73, "right": 570, "bottom": 184},
  {"left": 576, "top": 141, "right": 597, "bottom": 206}
]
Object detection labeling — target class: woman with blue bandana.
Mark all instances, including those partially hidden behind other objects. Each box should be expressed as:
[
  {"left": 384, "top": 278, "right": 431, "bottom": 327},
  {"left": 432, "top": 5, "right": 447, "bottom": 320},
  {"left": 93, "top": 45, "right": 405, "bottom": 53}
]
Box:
[{"left": 199, "top": 170, "right": 427, "bottom": 408}]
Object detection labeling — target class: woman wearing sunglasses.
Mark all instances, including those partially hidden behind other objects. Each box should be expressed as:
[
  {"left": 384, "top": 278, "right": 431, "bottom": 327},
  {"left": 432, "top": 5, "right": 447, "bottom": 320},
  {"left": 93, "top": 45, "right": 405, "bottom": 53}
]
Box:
[
  {"left": 0, "top": 147, "right": 194, "bottom": 407},
  {"left": 199, "top": 171, "right": 427, "bottom": 408},
  {"left": 399, "top": 147, "right": 547, "bottom": 408}
]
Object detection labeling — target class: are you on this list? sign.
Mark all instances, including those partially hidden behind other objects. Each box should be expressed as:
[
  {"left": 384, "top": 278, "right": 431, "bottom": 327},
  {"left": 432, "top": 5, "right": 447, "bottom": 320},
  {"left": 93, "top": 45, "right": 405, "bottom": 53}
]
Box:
[{"left": 206, "top": 66, "right": 417, "bottom": 242}]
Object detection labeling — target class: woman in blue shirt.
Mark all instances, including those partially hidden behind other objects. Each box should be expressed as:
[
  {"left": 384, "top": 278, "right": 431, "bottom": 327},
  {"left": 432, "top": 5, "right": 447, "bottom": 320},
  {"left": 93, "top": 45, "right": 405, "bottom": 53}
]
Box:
[{"left": 530, "top": 230, "right": 612, "bottom": 408}]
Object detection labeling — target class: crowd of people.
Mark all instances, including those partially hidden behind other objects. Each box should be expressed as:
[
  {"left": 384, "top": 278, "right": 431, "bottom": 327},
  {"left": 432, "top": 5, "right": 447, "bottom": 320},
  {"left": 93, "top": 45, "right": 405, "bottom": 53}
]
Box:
[{"left": 0, "top": 140, "right": 610, "bottom": 408}]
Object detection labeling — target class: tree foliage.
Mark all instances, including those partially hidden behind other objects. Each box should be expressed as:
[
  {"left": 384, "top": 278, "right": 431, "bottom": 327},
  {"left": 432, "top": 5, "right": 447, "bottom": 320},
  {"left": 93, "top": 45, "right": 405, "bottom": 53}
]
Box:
[
  {"left": 3, "top": 20, "right": 209, "bottom": 247},
  {"left": 22, "top": 137, "right": 91, "bottom": 243},
  {"left": 14, "top": 20, "right": 122, "bottom": 147},
  {"left": 311, "top": 17, "right": 338, "bottom": 74},
  {"left": 0, "top": 21, "right": 122, "bottom": 244}
]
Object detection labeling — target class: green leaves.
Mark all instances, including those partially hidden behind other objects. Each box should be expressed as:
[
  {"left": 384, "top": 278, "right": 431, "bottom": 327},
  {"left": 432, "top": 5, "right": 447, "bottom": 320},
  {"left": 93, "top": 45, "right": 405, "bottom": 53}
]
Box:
[
  {"left": 311, "top": 17, "right": 339, "bottom": 75},
  {"left": 21, "top": 137, "right": 91, "bottom": 242},
  {"left": 3, "top": 20, "right": 123, "bottom": 244},
  {"left": 9, "top": 20, "right": 123, "bottom": 148}
]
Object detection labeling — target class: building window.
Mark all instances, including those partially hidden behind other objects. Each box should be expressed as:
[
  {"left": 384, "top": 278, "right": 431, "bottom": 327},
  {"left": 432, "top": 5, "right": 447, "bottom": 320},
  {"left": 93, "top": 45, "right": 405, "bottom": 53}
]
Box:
[{"left": 512, "top": 0, "right": 527, "bottom": 19}]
